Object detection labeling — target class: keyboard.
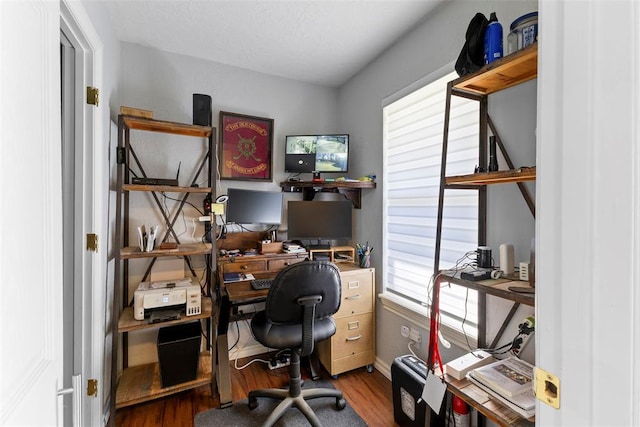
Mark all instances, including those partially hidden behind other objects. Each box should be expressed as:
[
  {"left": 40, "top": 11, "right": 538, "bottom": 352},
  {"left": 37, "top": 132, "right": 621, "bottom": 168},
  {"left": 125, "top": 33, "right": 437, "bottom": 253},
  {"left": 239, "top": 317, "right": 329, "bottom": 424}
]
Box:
[{"left": 251, "top": 278, "right": 273, "bottom": 290}]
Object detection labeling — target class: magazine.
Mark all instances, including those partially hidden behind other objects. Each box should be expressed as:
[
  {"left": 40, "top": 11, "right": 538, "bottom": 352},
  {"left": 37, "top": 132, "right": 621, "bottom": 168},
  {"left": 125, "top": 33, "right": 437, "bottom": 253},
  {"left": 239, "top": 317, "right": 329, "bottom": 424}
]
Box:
[
  {"left": 467, "top": 374, "right": 535, "bottom": 419},
  {"left": 468, "top": 356, "right": 534, "bottom": 398}
]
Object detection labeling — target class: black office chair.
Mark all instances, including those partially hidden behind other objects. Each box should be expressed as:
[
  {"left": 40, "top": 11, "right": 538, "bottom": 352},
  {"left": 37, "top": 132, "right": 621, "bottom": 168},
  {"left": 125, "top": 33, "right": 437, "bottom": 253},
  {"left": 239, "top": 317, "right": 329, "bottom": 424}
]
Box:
[{"left": 248, "top": 260, "right": 346, "bottom": 426}]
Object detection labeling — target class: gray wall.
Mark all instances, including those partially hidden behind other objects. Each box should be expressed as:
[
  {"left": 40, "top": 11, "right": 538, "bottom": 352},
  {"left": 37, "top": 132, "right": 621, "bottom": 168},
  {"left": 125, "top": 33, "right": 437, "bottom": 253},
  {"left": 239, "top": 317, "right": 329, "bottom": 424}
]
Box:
[
  {"left": 118, "top": 43, "right": 342, "bottom": 363},
  {"left": 337, "top": 0, "right": 538, "bottom": 373}
]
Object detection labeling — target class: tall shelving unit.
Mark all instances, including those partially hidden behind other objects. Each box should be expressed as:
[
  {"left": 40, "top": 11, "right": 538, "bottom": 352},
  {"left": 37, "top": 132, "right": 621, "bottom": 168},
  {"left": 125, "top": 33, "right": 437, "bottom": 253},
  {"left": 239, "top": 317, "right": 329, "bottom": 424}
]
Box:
[
  {"left": 429, "top": 43, "right": 538, "bottom": 426},
  {"left": 110, "top": 115, "right": 217, "bottom": 416}
]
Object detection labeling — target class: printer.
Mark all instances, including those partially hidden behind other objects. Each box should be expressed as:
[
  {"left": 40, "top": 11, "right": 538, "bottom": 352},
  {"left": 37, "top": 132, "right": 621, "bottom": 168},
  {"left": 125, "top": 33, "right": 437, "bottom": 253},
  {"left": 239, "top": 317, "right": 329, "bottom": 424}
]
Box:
[{"left": 133, "top": 277, "right": 202, "bottom": 321}]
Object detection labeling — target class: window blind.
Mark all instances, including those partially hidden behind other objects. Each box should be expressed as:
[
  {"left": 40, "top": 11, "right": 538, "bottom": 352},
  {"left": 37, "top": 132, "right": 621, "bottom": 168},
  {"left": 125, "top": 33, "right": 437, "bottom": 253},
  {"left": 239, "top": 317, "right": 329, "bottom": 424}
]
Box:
[{"left": 383, "top": 71, "right": 479, "bottom": 338}]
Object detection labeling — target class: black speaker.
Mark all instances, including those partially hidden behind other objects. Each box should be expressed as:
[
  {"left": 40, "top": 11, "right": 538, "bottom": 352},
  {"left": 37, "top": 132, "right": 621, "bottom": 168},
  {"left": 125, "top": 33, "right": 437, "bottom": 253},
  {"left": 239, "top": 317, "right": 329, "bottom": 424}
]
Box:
[{"left": 193, "top": 93, "right": 212, "bottom": 126}]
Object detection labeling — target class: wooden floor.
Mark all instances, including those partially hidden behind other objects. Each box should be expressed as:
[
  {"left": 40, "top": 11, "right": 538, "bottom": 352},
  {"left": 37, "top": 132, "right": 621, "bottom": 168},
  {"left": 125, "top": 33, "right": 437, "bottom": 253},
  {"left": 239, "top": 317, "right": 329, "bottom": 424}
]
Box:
[{"left": 115, "top": 355, "right": 396, "bottom": 426}]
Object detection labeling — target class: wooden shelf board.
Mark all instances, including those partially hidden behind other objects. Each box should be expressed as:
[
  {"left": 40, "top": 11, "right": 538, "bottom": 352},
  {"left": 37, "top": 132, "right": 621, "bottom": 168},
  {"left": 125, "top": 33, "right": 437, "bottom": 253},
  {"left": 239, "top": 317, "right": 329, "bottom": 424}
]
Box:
[
  {"left": 446, "top": 167, "right": 536, "bottom": 187},
  {"left": 118, "top": 298, "right": 213, "bottom": 333},
  {"left": 279, "top": 180, "right": 376, "bottom": 190},
  {"left": 121, "top": 243, "right": 212, "bottom": 259},
  {"left": 444, "top": 374, "right": 534, "bottom": 427},
  {"left": 115, "top": 352, "right": 212, "bottom": 409},
  {"left": 440, "top": 271, "right": 534, "bottom": 306},
  {"left": 451, "top": 43, "right": 538, "bottom": 96},
  {"left": 123, "top": 184, "right": 212, "bottom": 193},
  {"left": 122, "top": 115, "right": 213, "bottom": 137}
]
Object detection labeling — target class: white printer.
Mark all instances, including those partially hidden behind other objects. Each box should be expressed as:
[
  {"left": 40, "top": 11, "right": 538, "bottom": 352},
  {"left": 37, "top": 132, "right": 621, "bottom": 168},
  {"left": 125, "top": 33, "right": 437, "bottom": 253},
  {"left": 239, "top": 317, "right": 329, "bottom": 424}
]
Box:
[{"left": 133, "top": 277, "right": 202, "bottom": 321}]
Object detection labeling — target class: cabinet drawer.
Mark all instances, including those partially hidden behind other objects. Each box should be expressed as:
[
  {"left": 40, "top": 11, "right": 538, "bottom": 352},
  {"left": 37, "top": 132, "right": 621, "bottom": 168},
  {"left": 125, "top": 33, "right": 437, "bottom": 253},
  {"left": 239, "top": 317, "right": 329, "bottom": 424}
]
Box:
[
  {"left": 268, "top": 257, "right": 305, "bottom": 272},
  {"left": 338, "top": 273, "right": 373, "bottom": 316},
  {"left": 223, "top": 260, "right": 266, "bottom": 274},
  {"left": 331, "top": 314, "right": 373, "bottom": 359}
]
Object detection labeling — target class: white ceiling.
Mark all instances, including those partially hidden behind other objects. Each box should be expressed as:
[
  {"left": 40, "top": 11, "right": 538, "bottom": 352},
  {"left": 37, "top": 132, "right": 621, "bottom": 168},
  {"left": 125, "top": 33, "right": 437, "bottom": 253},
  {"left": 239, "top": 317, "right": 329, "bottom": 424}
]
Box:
[{"left": 102, "top": 0, "right": 443, "bottom": 87}]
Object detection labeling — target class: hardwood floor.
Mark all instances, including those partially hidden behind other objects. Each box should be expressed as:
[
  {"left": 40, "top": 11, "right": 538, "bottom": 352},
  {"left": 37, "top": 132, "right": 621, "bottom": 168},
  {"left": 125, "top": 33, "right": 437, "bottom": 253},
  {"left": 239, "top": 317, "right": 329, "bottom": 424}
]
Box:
[{"left": 115, "top": 355, "right": 396, "bottom": 426}]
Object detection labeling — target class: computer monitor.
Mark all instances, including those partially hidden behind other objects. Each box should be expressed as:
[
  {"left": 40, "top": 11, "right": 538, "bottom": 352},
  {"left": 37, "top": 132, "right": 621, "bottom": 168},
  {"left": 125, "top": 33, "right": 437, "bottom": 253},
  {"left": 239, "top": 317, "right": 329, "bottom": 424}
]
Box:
[
  {"left": 225, "top": 188, "right": 283, "bottom": 225},
  {"left": 287, "top": 200, "right": 352, "bottom": 248},
  {"left": 285, "top": 134, "right": 349, "bottom": 174}
]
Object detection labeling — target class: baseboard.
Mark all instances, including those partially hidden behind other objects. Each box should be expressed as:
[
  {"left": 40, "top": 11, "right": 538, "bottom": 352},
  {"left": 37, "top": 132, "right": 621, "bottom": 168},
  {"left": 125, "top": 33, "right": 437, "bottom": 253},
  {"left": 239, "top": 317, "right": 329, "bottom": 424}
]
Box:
[
  {"left": 228, "top": 343, "right": 269, "bottom": 361},
  {"left": 374, "top": 356, "right": 392, "bottom": 380}
]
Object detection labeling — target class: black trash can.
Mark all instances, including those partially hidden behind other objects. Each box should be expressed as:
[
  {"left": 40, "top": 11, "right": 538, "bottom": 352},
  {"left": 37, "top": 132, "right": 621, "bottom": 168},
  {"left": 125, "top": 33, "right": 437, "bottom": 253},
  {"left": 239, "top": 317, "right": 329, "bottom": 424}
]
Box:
[{"left": 157, "top": 321, "right": 201, "bottom": 388}]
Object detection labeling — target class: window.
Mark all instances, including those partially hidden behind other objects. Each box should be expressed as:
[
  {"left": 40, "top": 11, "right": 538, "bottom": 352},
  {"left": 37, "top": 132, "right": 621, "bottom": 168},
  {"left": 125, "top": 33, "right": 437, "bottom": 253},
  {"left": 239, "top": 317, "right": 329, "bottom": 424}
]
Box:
[{"left": 382, "top": 70, "right": 479, "bottom": 343}]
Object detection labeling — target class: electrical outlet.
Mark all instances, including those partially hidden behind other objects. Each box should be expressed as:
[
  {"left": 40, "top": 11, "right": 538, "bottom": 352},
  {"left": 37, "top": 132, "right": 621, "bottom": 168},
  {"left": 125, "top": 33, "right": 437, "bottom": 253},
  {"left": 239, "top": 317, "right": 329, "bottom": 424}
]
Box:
[
  {"left": 409, "top": 327, "right": 421, "bottom": 343},
  {"left": 400, "top": 325, "right": 410, "bottom": 338}
]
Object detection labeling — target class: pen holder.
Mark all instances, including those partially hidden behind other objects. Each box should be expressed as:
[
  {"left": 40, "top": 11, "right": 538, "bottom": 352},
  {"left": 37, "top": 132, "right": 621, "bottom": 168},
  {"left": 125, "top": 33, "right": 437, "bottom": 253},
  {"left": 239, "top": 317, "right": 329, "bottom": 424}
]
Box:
[{"left": 359, "top": 253, "right": 371, "bottom": 268}]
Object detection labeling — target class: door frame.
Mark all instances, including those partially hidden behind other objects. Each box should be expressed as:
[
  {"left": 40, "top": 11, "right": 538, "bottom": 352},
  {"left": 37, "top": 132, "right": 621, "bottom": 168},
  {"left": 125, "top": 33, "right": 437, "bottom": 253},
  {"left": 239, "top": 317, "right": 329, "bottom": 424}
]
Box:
[{"left": 60, "top": 2, "right": 106, "bottom": 426}]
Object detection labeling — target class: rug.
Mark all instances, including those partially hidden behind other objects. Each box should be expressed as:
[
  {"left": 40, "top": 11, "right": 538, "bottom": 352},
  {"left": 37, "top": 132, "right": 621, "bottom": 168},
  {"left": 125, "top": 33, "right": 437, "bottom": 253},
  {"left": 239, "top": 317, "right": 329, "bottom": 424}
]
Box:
[{"left": 195, "top": 381, "right": 367, "bottom": 426}]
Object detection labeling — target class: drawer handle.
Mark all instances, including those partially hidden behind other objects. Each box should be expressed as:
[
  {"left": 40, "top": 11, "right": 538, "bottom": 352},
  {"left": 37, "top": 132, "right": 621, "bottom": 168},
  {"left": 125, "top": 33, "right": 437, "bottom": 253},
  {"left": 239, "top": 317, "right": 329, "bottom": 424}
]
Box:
[
  {"left": 346, "top": 295, "right": 361, "bottom": 300},
  {"left": 241, "top": 265, "right": 248, "bottom": 270},
  {"left": 284, "top": 262, "right": 290, "bottom": 266},
  {"left": 346, "top": 335, "right": 362, "bottom": 341}
]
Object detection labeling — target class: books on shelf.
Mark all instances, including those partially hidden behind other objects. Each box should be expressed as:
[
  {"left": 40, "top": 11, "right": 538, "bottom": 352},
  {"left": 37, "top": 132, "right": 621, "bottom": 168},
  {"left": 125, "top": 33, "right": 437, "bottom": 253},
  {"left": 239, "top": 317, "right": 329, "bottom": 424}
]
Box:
[
  {"left": 468, "top": 356, "right": 534, "bottom": 399},
  {"left": 467, "top": 373, "right": 535, "bottom": 419}
]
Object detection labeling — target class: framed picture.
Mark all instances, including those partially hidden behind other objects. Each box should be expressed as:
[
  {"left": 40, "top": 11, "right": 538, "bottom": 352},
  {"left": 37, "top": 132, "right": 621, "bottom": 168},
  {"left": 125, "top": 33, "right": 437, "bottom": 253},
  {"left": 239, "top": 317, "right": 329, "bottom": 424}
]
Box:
[{"left": 219, "top": 111, "right": 274, "bottom": 181}]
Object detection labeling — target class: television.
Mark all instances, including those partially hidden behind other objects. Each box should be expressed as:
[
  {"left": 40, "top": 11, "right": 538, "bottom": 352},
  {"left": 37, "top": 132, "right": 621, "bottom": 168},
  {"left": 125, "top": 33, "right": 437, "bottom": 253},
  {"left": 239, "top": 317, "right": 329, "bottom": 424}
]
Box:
[
  {"left": 225, "top": 188, "right": 283, "bottom": 225},
  {"left": 285, "top": 134, "right": 349, "bottom": 174},
  {"left": 287, "top": 200, "right": 352, "bottom": 249}
]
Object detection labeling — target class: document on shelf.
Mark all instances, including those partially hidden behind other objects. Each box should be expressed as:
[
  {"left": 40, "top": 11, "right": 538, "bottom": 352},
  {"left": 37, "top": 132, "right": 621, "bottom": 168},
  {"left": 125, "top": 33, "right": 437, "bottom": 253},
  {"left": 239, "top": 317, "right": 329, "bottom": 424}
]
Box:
[
  {"left": 468, "top": 356, "right": 534, "bottom": 399},
  {"left": 223, "top": 273, "right": 255, "bottom": 283},
  {"left": 467, "top": 374, "right": 535, "bottom": 419},
  {"left": 137, "top": 225, "right": 160, "bottom": 252}
]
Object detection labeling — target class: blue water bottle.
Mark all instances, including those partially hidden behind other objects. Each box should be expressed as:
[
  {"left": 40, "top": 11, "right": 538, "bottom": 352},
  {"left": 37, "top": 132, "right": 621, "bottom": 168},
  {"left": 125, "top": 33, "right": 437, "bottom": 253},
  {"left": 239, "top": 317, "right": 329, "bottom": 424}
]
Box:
[{"left": 484, "top": 12, "right": 503, "bottom": 64}]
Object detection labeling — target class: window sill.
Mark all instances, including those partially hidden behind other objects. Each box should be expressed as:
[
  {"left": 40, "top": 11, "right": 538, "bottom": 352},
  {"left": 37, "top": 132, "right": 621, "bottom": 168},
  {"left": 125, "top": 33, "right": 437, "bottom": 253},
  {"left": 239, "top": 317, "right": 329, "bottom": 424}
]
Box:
[{"left": 377, "top": 292, "right": 477, "bottom": 350}]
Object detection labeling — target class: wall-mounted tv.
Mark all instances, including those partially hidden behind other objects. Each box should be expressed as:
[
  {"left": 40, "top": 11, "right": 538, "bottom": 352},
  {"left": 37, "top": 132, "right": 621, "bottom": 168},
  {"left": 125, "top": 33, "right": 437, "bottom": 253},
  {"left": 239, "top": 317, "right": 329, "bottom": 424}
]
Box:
[
  {"left": 285, "top": 134, "right": 349, "bottom": 174},
  {"left": 287, "top": 200, "right": 352, "bottom": 249},
  {"left": 225, "top": 188, "right": 283, "bottom": 225}
]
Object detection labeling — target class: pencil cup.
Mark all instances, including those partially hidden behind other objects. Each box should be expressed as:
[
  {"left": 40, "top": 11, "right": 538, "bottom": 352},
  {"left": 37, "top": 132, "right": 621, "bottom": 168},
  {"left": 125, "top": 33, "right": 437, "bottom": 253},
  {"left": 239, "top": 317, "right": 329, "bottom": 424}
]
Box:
[{"left": 359, "top": 254, "right": 371, "bottom": 268}]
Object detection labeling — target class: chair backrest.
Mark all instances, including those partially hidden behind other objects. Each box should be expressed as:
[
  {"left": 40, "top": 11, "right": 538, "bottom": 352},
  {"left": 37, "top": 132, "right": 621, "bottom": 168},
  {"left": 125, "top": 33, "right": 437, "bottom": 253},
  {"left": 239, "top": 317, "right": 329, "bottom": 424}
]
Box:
[{"left": 265, "top": 261, "right": 341, "bottom": 325}]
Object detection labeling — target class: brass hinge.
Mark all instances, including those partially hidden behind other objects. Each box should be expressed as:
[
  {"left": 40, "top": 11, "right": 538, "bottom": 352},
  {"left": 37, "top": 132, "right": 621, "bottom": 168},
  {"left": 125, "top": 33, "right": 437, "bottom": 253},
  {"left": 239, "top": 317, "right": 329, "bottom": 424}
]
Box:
[
  {"left": 86, "top": 234, "right": 99, "bottom": 252},
  {"left": 86, "top": 86, "right": 99, "bottom": 106},
  {"left": 116, "top": 147, "right": 126, "bottom": 164},
  {"left": 87, "top": 379, "right": 98, "bottom": 397}
]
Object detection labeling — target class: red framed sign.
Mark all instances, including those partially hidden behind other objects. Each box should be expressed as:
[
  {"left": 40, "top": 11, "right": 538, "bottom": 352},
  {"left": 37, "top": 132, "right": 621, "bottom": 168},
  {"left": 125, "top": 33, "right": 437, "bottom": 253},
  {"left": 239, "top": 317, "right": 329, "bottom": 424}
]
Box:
[{"left": 219, "top": 111, "right": 273, "bottom": 181}]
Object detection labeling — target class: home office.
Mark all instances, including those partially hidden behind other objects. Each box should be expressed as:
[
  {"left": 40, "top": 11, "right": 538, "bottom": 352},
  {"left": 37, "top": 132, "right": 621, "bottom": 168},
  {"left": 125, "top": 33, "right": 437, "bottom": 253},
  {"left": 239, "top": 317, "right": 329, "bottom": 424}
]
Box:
[{"left": 4, "top": 1, "right": 638, "bottom": 427}]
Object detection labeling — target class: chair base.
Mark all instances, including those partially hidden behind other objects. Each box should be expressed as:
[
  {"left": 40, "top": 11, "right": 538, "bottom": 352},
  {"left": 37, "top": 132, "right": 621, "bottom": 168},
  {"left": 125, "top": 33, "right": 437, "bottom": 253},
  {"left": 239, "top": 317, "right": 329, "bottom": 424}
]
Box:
[{"left": 248, "top": 386, "right": 346, "bottom": 427}]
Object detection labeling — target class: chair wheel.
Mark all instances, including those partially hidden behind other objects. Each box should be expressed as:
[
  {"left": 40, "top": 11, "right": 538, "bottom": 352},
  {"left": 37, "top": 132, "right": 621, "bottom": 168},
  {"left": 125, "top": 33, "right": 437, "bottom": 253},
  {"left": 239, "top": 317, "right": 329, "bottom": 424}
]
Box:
[
  {"left": 248, "top": 397, "right": 259, "bottom": 410},
  {"left": 336, "top": 397, "right": 347, "bottom": 410},
  {"left": 366, "top": 364, "right": 374, "bottom": 373},
  {"left": 332, "top": 374, "right": 339, "bottom": 380}
]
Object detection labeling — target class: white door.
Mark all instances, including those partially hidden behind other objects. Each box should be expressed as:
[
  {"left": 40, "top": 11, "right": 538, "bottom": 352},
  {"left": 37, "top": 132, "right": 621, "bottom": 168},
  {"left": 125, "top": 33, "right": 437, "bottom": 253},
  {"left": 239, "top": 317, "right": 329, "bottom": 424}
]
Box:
[{"left": 0, "top": 1, "right": 64, "bottom": 426}]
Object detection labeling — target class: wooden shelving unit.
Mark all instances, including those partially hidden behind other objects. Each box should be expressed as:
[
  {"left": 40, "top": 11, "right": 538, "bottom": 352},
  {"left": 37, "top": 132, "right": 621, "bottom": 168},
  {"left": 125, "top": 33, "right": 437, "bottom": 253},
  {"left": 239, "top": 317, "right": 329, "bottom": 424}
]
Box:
[
  {"left": 431, "top": 43, "right": 538, "bottom": 427},
  {"left": 111, "top": 114, "right": 217, "bottom": 417}
]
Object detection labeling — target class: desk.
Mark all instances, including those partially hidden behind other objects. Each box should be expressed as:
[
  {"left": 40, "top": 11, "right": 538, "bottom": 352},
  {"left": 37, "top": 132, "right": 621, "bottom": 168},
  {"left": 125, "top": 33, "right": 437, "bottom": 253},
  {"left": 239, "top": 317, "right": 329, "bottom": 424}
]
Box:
[{"left": 215, "top": 258, "right": 373, "bottom": 409}]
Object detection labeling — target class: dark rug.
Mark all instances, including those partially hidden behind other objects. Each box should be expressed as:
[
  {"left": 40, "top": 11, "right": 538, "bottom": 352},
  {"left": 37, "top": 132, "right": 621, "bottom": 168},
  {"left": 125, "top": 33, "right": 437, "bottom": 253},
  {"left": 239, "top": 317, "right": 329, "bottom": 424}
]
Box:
[{"left": 194, "top": 381, "right": 367, "bottom": 426}]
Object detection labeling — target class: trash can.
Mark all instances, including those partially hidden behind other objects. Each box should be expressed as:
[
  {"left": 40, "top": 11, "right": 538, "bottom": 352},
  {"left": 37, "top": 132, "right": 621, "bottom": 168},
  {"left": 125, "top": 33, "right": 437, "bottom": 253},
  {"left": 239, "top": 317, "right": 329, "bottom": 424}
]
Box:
[
  {"left": 157, "top": 321, "right": 201, "bottom": 388},
  {"left": 392, "top": 355, "right": 445, "bottom": 427}
]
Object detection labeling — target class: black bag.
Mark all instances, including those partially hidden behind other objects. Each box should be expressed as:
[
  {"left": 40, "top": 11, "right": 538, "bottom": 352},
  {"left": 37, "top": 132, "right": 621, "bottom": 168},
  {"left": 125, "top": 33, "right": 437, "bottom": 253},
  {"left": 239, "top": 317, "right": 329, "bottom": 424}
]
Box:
[{"left": 455, "top": 13, "right": 489, "bottom": 77}]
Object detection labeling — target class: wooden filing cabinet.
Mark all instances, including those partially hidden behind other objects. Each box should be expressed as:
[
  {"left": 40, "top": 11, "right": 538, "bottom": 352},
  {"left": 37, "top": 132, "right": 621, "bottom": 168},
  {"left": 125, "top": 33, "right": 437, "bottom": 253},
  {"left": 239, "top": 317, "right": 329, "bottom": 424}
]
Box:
[{"left": 318, "top": 264, "right": 375, "bottom": 377}]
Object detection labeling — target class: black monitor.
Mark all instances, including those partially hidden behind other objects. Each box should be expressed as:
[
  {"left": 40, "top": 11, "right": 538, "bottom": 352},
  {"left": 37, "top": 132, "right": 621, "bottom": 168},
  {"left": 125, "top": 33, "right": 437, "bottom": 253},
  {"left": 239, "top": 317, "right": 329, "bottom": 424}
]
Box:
[
  {"left": 287, "top": 200, "right": 352, "bottom": 249},
  {"left": 225, "top": 188, "right": 283, "bottom": 225},
  {"left": 285, "top": 134, "right": 349, "bottom": 174}
]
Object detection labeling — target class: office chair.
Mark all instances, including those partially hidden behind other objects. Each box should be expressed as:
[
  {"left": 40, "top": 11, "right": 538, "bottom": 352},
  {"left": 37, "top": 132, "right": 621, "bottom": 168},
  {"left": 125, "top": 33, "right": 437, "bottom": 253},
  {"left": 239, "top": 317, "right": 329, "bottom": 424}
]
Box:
[{"left": 248, "top": 261, "right": 346, "bottom": 426}]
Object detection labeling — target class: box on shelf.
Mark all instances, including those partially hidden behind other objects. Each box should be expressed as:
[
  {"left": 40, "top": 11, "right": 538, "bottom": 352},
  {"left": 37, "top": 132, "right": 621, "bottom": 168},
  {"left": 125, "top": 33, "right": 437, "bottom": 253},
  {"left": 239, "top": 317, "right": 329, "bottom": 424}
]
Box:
[
  {"left": 120, "top": 105, "right": 153, "bottom": 119},
  {"left": 258, "top": 241, "right": 283, "bottom": 254}
]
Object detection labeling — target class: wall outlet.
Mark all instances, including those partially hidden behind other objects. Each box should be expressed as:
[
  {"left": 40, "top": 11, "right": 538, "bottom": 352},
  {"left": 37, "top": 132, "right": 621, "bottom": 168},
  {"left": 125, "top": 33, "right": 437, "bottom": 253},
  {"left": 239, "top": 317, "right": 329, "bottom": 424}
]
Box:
[
  {"left": 400, "top": 325, "right": 410, "bottom": 338},
  {"left": 409, "top": 327, "right": 421, "bottom": 343}
]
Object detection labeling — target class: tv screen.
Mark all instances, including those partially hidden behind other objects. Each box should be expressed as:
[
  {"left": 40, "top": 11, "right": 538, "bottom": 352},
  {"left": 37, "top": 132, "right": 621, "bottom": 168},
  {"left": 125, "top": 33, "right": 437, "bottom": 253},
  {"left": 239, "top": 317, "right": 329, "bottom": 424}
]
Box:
[
  {"left": 287, "top": 200, "right": 352, "bottom": 248},
  {"left": 225, "top": 188, "right": 283, "bottom": 225},
  {"left": 285, "top": 134, "right": 349, "bottom": 173}
]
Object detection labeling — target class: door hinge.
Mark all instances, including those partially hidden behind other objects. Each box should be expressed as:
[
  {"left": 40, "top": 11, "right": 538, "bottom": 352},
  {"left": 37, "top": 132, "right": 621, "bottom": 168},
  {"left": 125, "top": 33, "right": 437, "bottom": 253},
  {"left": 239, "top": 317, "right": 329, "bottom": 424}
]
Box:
[
  {"left": 87, "top": 379, "right": 98, "bottom": 397},
  {"left": 86, "top": 234, "right": 98, "bottom": 252},
  {"left": 86, "top": 86, "right": 99, "bottom": 106},
  {"left": 117, "top": 146, "right": 126, "bottom": 164}
]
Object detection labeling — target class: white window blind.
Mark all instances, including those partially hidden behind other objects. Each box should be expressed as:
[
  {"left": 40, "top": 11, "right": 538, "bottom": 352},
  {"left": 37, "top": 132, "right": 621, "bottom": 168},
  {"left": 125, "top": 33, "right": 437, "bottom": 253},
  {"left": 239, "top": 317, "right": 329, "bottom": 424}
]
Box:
[{"left": 383, "top": 71, "right": 479, "bottom": 339}]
